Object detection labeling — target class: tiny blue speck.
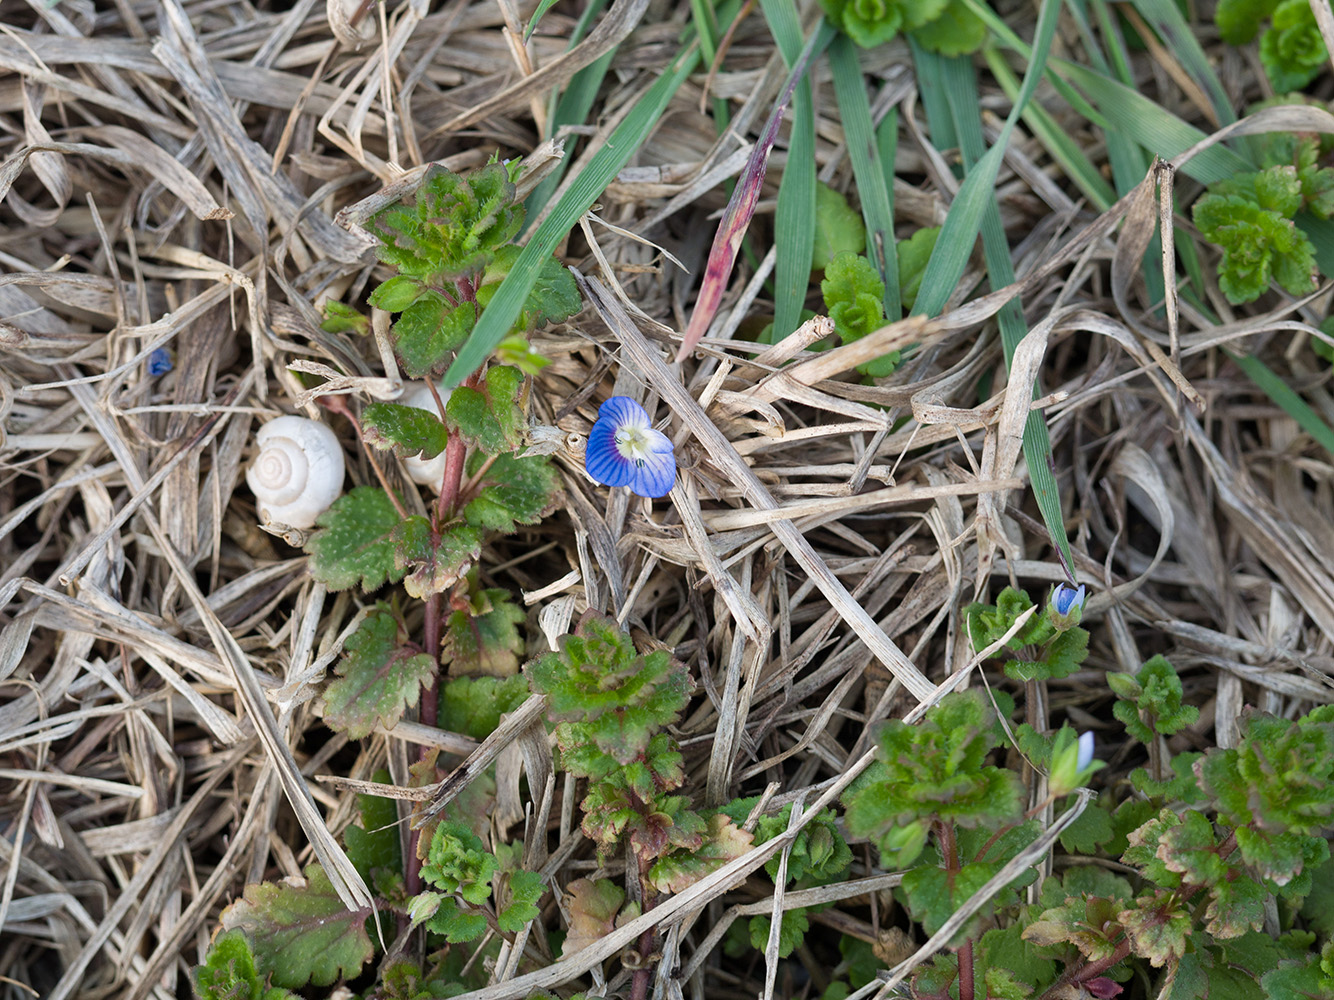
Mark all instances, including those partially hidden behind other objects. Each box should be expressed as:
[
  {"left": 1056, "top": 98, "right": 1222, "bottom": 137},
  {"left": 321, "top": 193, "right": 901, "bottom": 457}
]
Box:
[
  {"left": 148, "top": 348, "right": 173, "bottom": 377},
  {"left": 585, "top": 396, "right": 676, "bottom": 499}
]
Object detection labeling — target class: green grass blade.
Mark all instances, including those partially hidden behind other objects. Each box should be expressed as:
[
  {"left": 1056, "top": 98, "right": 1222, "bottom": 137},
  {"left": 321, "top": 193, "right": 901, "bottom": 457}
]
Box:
[
  {"left": 829, "top": 35, "right": 901, "bottom": 320},
  {"left": 922, "top": 1, "right": 1077, "bottom": 580},
  {"left": 759, "top": 0, "right": 823, "bottom": 340},
  {"left": 524, "top": 0, "right": 564, "bottom": 40},
  {"left": 1128, "top": 0, "right": 1234, "bottom": 127},
  {"left": 983, "top": 47, "right": 1116, "bottom": 210},
  {"left": 445, "top": 44, "right": 701, "bottom": 387},
  {"left": 1054, "top": 61, "right": 1253, "bottom": 183},
  {"left": 877, "top": 109, "right": 900, "bottom": 319},
  {"left": 524, "top": 0, "right": 613, "bottom": 225},
  {"left": 1230, "top": 351, "right": 1334, "bottom": 456},
  {"left": 912, "top": 0, "right": 1062, "bottom": 320}
]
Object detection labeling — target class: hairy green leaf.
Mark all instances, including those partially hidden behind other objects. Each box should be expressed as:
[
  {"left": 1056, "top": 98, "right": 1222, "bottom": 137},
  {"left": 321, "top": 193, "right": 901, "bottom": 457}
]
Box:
[
  {"left": 220, "top": 865, "right": 373, "bottom": 989},
  {"left": 463, "top": 452, "right": 560, "bottom": 534},
  {"left": 445, "top": 365, "right": 525, "bottom": 455},
  {"left": 193, "top": 931, "right": 298, "bottom": 1000},
  {"left": 363, "top": 401, "right": 449, "bottom": 461},
  {"left": 323, "top": 606, "right": 434, "bottom": 739},
  {"left": 812, "top": 181, "right": 866, "bottom": 270},
  {"left": 438, "top": 674, "right": 530, "bottom": 740},
  {"left": 442, "top": 585, "right": 526, "bottom": 678},
  {"left": 306, "top": 486, "right": 408, "bottom": 592}
]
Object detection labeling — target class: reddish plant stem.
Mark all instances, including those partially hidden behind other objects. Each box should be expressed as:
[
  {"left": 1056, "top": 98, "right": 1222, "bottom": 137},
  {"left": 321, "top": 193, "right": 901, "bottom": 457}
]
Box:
[
  {"left": 436, "top": 369, "right": 481, "bottom": 521},
  {"left": 937, "top": 821, "right": 975, "bottom": 1000},
  {"left": 630, "top": 869, "right": 656, "bottom": 1000}
]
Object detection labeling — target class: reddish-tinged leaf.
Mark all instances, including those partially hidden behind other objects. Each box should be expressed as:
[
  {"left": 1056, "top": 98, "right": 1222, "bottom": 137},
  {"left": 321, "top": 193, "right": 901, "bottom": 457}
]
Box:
[{"left": 677, "top": 26, "right": 830, "bottom": 361}]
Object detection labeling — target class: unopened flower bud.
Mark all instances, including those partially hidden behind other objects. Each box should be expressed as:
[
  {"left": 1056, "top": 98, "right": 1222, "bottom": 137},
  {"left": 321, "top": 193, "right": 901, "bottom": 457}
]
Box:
[{"left": 1048, "top": 583, "right": 1087, "bottom": 631}]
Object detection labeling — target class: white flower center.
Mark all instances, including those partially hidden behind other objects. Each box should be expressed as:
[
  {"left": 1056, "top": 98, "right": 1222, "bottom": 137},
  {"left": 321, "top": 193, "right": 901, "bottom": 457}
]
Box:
[{"left": 614, "top": 425, "right": 653, "bottom": 466}]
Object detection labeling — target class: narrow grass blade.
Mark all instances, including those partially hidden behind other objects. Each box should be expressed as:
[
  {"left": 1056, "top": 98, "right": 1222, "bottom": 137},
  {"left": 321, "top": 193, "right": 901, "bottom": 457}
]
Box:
[
  {"left": 524, "top": 0, "right": 614, "bottom": 225},
  {"left": 760, "top": 0, "right": 825, "bottom": 340},
  {"left": 678, "top": 21, "right": 833, "bottom": 360},
  {"left": 877, "top": 108, "right": 901, "bottom": 319},
  {"left": 983, "top": 48, "right": 1116, "bottom": 210},
  {"left": 446, "top": 44, "right": 701, "bottom": 386},
  {"left": 829, "top": 35, "right": 901, "bottom": 319},
  {"left": 1230, "top": 350, "right": 1334, "bottom": 457},
  {"left": 1055, "top": 61, "right": 1252, "bottom": 184},
  {"left": 1128, "top": 0, "right": 1234, "bottom": 127},
  {"left": 919, "top": 1, "right": 1077, "bottom": 579},
  {"left": 524, "top": 0, "right": 564, "bottom": 40},
  {"left": 911, "top": 0, "right": 1061, "bottom": 319}
]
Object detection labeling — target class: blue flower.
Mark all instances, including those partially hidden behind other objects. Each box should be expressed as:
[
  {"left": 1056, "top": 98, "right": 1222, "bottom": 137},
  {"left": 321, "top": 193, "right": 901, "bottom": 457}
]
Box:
[
  {"left": 1048, "top": 582, "right": 1086, "bottom": 631},
  {"left": 1052, "top": 582, "right": 1086, "bottom": 616},
  {"left": 585, "top": 396, "right": 676, "bottom": 498},
  {"left": 147, "top": 348, "right": 173, "bottom": 377},
  {"left": 1076, "top": 731, "right": 1095, "bottom": 772}
]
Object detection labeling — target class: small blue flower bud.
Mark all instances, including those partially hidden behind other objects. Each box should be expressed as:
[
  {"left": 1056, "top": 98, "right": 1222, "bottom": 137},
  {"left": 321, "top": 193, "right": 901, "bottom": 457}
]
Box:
[
  {"left": 1049, "top": 726, "right": 1103, "bottom": 796},
  {"left": 1048, "top": 582, "right": 1086, "bottom": 631},
  {"left": 147, "top": 348, "right": 173, "bottom": 377},
  {"left": 1076, "top": 731, "right": 1095, "bottom": 772}
]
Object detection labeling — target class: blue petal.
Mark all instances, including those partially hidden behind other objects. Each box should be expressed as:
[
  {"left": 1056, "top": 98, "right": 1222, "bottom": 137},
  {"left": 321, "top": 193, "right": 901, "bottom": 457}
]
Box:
[
  {"left": 627, "top": 429, "right": 676, "bottom": 498},
  {"left": 586, "top": 414, "right": 634, "bottom": 488},
  {"left": 598, "top": 395, "right": 650, "bottom": 429}
]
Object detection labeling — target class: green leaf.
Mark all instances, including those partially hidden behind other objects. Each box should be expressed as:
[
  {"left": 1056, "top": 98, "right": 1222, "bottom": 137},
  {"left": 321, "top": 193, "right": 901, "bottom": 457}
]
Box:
[
  {"left": 896, "top": 226, "right": 940, "bottom": 312},
  {"left": 1215, "top": 0, "right": 1277, "bottom": 43},
  {"left": 496, "top": 868, "right": 545, "bottom": 932},
  {"left": 320, "top": 301, "right": 369, "bottom": 337},
  {"left": 746, "top": 908, "right": 811, "bottom": 958},
  {"left": 393, "top": 517, "right": 484, "bottom": 600},
  {"left": 1111, "top": 654, "right": 1200, "bottom": 745},
  {"left": 909, "top": 0, "right": 987, "bottom": 54},
  {"left": 392, "top": 293, "right": 476, "bottom": 379},
  {"left": 444, "top": 45, "right": 700, "bottom": 387},
  {"left": 1058, "top": 802, "right": 1114, "bottom": 854},
  {"left": 820, "top": 252, "right": 900, "bottom": 377},
  {"left": 1259, "top": 0, "right": 1328, "bottom": 93},
  {"left": 369, "top": 274, "right": 424, "bottom": 313},
  {"left": 980, "top": 923, "right": 1057, "bottom": 991},
  {"left": 306, "top": 486, "right": 408, "bottom": 592},
  {"left": 648, "top": 814, "right": 754, "bottom": 892},
  {"left": 363, "top": 401, "right": 449, "bottom": 461},
  {"left": 520, "top": 254, "right": 582, "bottom": 329},
  {"left": 438, "top": 674, "right": 530, "bottom": 740},
  {"left": 902, "top": 861, "right": 1005, "bottom": 942},
  {"left": 424, "top": 897, "right": 489, "bottom": 942},
  {"left": 193, "top": 930, "right": 299, "bottom": 1000},
  {"left": 323, "top": 606, "right": 435, "bottom": 739},
  {"left": 344, "top": 770, "right": 403, "bottom": 888},
  {"left": 1118, "top": 891, "right": 1193, "bottom": 967},
  {"left": 842, "top": 689, "right": 1023, "bottom": 867},
  {"left": 220, "top": 865, "right": 373, "bottom": 989},
  {"left": 421, "top": 820, "right": 497, "bottom": 905},
  {"left": 811, "top": 181, "right": 866, "bottom": 270},
  {"left": 1194, "top": 191, "right": 1318, "bottom": 304},
  {"left": 527, "top": 611, "right": 691, "bottom": 747},
  {"left": 445, "top": 365, "right": 525, "bottom": 454},
  {"left": 442, "top": 585, "right": 526, "bottom": 678},
  {"left": 463, "top": 452, "right": 560, "bottom": 534}
]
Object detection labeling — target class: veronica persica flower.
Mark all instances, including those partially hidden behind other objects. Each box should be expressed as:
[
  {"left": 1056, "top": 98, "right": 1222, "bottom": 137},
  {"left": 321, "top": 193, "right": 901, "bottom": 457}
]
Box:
[
  {"left": 585, "top": 396, "right": 676, "bottom": 499},
  {"left": 1050, "top": 727, "right": 1104, "bottom": 796},
  {"left": 1049, "top": 582, "right": 1086, "bottom": 631}
]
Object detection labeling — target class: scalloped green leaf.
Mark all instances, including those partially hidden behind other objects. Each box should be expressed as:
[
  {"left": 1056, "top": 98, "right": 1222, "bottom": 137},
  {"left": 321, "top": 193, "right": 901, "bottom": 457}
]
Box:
[
  {"left": 463, "top": 452, "right": 560, "bottom": 533},
  {"left": 192, "top": 930, "right": 299, "bottom": 1000},
  {"left": 442, "top": 586, "right": 525, "bottom": 678},
  {"left": 323, "top": 606, "right": 434, "bottom": 739},
  {"left": 363, "top": 401, "right": 449, "bottom": 461},
  {"left": 438, "top": 674, "right": 531, "bottom": 740},
  {"left": 391, "top": 516, "right": 484, "bottom": 600},
  {"left": 393, "top": 293, "right": 476, "bottom": 378},
  {"left": 445, "top": 365, "right": 525, "bottom": 454},
  {"left": 220, "top": 865, "right": 373, "bottom": 989},
  {"left": 306, "top": 486, "right": 409, "bottom": 592}
]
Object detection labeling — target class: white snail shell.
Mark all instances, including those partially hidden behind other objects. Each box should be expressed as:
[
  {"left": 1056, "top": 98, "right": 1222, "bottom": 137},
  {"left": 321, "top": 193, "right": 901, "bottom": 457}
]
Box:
[
  {"left": 246, "top": 415, "right": 345, "bottom": 531},
  {"left": 400, "top": 382, "right": 451, "bottom": 490}
]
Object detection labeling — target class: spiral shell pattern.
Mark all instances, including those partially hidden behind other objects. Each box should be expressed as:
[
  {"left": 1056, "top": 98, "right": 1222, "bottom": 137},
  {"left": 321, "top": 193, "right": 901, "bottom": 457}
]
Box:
[{"left": 246, "top": 416, "right": 344, "bottom": 532}]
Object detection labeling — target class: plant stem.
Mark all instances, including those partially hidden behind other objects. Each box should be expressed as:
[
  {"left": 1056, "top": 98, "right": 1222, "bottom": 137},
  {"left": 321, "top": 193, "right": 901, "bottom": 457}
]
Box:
[
  {"left": 437, "top": 369, "right": 481, "bottom": 520},
  {"left": 959, "top": 938, "right": 976, "bottom": 1000}
]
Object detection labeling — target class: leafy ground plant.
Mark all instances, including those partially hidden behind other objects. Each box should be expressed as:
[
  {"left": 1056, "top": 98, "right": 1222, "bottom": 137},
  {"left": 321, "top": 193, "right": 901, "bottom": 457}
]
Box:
[{"left": 191, "top": 161, "right": 581, "bottom": 997}]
